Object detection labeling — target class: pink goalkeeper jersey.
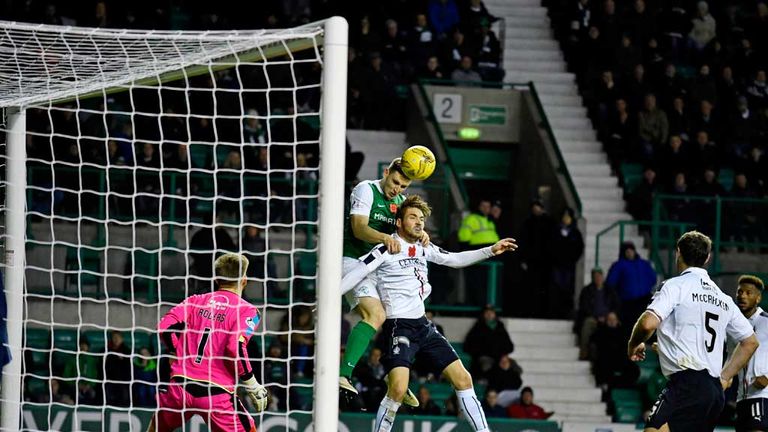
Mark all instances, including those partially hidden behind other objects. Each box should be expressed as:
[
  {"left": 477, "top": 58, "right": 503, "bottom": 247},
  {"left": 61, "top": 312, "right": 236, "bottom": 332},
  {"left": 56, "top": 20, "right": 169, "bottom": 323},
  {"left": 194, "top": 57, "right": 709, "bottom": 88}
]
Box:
[{"left": 158, "top": 290, "right": 261, "bottom": 393}]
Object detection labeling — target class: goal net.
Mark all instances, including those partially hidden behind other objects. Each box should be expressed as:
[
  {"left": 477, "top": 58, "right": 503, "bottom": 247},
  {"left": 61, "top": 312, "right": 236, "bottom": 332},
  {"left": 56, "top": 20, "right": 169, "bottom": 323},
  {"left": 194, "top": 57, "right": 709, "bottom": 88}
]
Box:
[{"left": 0, "top": 18, "right": 347, "bottom": 432}]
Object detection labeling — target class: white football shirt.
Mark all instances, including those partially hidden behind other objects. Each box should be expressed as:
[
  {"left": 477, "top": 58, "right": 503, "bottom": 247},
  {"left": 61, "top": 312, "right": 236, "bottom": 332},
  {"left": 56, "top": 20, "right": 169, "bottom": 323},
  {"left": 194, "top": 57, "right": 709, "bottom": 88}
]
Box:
[
  {"left": 341, "top": 234, "right": 493, "bottom": 319},
  {"left": 738, "top": 307, "right": 768, "bottom": 401},
  {"left": 648, "top": 267, "right": 754, "bottom": 378},
  {"left": 348, "top": 180, "right": 379, "bottom": 216}
]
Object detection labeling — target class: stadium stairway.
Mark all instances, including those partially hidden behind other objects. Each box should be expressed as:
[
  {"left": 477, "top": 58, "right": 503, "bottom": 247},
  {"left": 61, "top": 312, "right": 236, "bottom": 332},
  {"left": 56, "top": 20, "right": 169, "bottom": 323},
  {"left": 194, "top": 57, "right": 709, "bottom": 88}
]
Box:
[
  {"left": 441, "top": 317, "right": 611, "bottom": 423},
  {"left": 485, "top": 0, "right": 648, "bottom": 278},
  {"left": 347, "top": 130, "right": 408, "bottom": 181}
]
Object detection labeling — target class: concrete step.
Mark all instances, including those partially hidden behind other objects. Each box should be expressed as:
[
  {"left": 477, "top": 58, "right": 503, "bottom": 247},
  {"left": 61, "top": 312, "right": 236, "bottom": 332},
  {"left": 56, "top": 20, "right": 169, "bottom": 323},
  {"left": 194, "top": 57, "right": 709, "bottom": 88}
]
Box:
[
  {"left": 517, "top": 359, "right": 591, "bottom": 374},
  {"left": 553, "top": 415, "right": 614, "bottom": 424},
  {"left": 541, "top": 401, "right": 608, "bottom": 416},
  {"left": 504, "top": 38, "right": 560, "bottom": 51},
  {"left": 485, "top": 0, "right": 542, "bottom": 7},
  {"left": 523, "top": 373, "right": 595, "bottom": 388},
  {"left": 495, "top": 6, "right": 548, "bottom": 17},
  {"left": 503, "top": 59, "right": 565, "bottom": 72},
  {"left": 577, "top": 187, "right": 623, "bottom": 200},
  {"left": 535, "top": 387, "right": 602, "bottom": 403},
  {"left": 568, "top": 163, "right": 612, "bottom": 177},
  {"left": 504, "top": 318, "right": 572, "bottom": 333},
  {"left": 510, "top": 331, "right": 576, "bottom": 347},
  {"left": 506, "top": 70, "right": 575, "bottom": 84},
  {"left": 549, "top": 116, "right": 593, "bottom": 129},
  {"left": 579, "top": 198, "right": 625, "bottom": 212},
  {"left": 538, "top": 93, "right": 582, "bottom": 107},
  {"left": 533, "top": 82, "right": 578, "bottom": 97},
  {"left": 558, "top": 140, "right": 601, "bottom": 153},
  {"left": 504, "top": 49, "right": 561, "bottom": 62},
  {"left": 544, "top": 105, "right": 587, "bottom": 118},
  {"left": 501, "top": 15, "right": 551, "bottom": 28},
  {"left": 515, "top": 346, "right": 580, "bottom": 361},
  {"left": 562, "top": 152, "right": 606, "bottom": 164},
  {"left": 581, "top": 211, "right": 631, "bottom": 227},
  {"left": 504, "top": 26, "right": 551, "bottom": 39},
  {"left": 573, "top": 176, "right": 618, "bottom": 189},
  {"left": 553, "top": 127, "right": 597, "bottom": 141}
]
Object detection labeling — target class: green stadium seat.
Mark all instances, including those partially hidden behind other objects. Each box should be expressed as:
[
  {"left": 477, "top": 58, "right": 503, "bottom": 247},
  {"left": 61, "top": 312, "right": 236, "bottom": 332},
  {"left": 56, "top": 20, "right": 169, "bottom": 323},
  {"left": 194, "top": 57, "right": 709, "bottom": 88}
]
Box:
[
  {"left": 611, "top": 388, "right": 642, "bottom": 407},
  {"left": 132, "top": 250, "right": 159, "bottom": 293},
  {"left": 190, "top": 143, "right": 213, "bottom": 169},
  {"left": 615, "top": 404, "right": 643, "bottom": 423},
  {"left": 83, "top": 330, "right": 107, "bottom": 353},
  {"left": 65, "top": 244, "right": 102, "bottom": 290},
  {"left": 24, "top": 328, "right": 51, "bottom": 375},
  {"left": 620, "top": 162, "right": 643, "bottom": 194},
  {"left": 51, "top": 329, "right": 79, "bottom": 373},
  {"left": 720, "top": 168, "right": 734, "bottom": 191}
]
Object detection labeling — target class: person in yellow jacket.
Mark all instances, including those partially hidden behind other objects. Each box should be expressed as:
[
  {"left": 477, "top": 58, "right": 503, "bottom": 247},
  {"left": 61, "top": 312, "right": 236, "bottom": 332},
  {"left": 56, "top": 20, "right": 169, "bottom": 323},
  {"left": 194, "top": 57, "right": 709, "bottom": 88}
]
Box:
[
  {"left": 459, "top": 199, "right": 500, "bottom": 247},
  {"left": 458, "top": 199, "right": 501, "bottom": 305}
]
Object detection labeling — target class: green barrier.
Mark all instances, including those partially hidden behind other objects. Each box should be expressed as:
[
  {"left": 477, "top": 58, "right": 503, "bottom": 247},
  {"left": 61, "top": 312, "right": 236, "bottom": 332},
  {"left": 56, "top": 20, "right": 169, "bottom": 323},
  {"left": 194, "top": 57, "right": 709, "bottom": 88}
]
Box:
[{"left": 21, "top": 405, "right": 560, "bottom": 431}]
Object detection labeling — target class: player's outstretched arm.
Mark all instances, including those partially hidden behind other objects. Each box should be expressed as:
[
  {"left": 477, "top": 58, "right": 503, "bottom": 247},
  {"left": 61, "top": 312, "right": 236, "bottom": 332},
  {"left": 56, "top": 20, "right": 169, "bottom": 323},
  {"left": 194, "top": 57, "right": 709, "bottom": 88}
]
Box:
[
  {"left": 427, "top": 238, "right": 518, "bottom": 269},
  {"left": 341, "top": 244, "right": 389, "bottom": 296},
  {"left": 627, "top": 310, "right": 660, "bottom": 361}
]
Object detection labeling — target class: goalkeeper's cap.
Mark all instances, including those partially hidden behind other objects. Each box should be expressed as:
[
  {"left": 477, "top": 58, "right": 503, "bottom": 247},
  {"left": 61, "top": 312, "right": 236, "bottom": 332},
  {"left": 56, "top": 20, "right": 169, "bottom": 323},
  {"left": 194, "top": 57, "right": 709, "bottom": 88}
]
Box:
[{"left": 214, "top": 253, "right": 249, "bottom": 285}]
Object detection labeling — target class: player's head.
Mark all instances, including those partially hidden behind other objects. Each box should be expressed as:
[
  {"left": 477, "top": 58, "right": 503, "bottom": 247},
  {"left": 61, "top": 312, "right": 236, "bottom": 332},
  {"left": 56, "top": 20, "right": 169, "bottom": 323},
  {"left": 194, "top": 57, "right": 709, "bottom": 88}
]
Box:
[
  {"left": 736, "top": 274, "right": 764, "bottom": 315},
  {"left": 395, "top": 195, "right": 432, "bottom": 241},
  {"left": 381, "top": 158, "right": 413, "bottom": 200},
  {"left": 214, "top": 253, "right": 249, "bottom": 292},
  {"left": 675, "top": 230, "right": 711, "bottom": 270}
]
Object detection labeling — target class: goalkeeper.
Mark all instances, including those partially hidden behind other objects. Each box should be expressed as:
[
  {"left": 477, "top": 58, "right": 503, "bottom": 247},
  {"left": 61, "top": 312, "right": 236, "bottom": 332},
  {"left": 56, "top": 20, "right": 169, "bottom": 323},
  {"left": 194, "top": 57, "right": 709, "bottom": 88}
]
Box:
[
  {"left": 149, "top": 253, "right": 267, "bottom": 432},
  {"left": 340, "top": 158, "right": 424, "bottom": 407}
]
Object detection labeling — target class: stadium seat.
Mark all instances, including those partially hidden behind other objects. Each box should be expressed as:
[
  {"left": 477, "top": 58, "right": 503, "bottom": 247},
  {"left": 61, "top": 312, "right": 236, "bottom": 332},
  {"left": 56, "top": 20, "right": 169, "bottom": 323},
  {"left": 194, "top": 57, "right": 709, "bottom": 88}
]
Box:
[
  {"left": 51, "top": 328, "right": 79, "bottom": 373},
  {"left": 620, "top": 162, "right": 643, "bottom": 194},
  {"left": 83, "top": 330, "right": 107, "bottom": 353},
  {"left": 611, "top": 388, "right": 643, "bottom": 423},
  {"left": 132, "top": 250, "right": 159, "bottom": 293},
  {"left": 65, "top": 244, "right": 103, "bottom": 290},
  {"left": 24, "top": 328, "right": 51, "bottom": 376},
  {"left": 720, "top": 168, "right": 735, "bottom": 192}
]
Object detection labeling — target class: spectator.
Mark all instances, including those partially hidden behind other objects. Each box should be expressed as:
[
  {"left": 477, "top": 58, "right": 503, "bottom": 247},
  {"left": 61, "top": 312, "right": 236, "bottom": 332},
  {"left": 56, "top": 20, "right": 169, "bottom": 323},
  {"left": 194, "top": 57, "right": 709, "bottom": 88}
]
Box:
[
  {"left": 518, "top": 200, "right": 554, "bottom": 317},
  {"left": 381, "top": 19, "right": 409, "bottom": 75},
  {"left": 362, "top": 52, "right": 397, "bottom": 130},
  {"left": 695, "top": 168, "right": 726, "bottom": 197},
  {"left": 614, "top": 34, "right": 641, "bottom": 79},
  {"left": 62, "top": 337, "right": 101, "bottom": 405},
  {"left": 278, "top": 305, "right": 314, "bottom": 377},
  {"left": 549, "top": 207, "right": 584, "bottom": 318},
  {"left": 626, "top": 64, "right": 652, "bottom": 111},
  {"left": 409, "top": 14, "right": 435, "bottom": 66},
  {"left": 463, "top": 0, "right": 497, "bottom": 33},
  {"left": 507, "top": 387, "right": 553, "bottom": 420},
  {"left": 690, "top": 130, "right": 718, "bottom": 177},
  {"left": 132, "top": 346, "right": 157, "bottom": 407},
  {"left": 727, "top": 96, "right": 762, "bottom": 160},
  {"left": 728, "top": 173, "right": 763, "bottom": 248},
  {"left": 667, "top": 172, "right": 694, "bottom": 222},
  {"left": 487, "top": 355, "right": 523, "bottom": 406},
  {"left": 411, "top": 386, "right": 442, "bottom": 415},
  {"left": 746, "top": 70, "right": 768, "bottom": 111},
  {"left": 354, "top": 347, "right": 387, "bottom": 412},
  {"left": 688, "top": 1, "right": 716, "bottom": 53},
  {"left": 243, "top": 108, "right": 267, "bottom": 145},
  {"left": 657, "top": 135, "right": 690, "bottom": 188},
  {"left": 667, "top": 97, "right": 691, "bottom": 142},
  {"left": 474, "top": 19, "right": 504, "bottom": 82},
  {"left": 463, "top": 305, "right": 515, "bottom": 379},
  {"left": 691, "top": 100, "right": 721, "bottom": 143},
  {"left": 690, "top": 64, "right": 717, "bottom": 106},
  {"left": 717, "top": 66, "right": 740, "bottom": 114},
  {"left": 568, "top": 0, "right": 592, "bottom": 48},
  {"left": 593, "top": 70, "right": 621, "bottom": 126},
  {"left": 450, "top": 55, "right": 482, "bottom": 83},
  {"left": 419, "top": 56, "right": 444, "bottom": 80},
  {"left": 429, "top": 0, "right": 460, "bottom": 39},
  {"left": 604, "top": 98, "right": 635, "bottom": 168},
  {"left": 242, "top": 225, "right": 278, "bottom": 292},
  {"left": 637, "top": 93, "right": 669, "bottom": 162},
  {"left": 104, "top": 330, "right": 131, "bottom": 407},
  {"left": 591, "top": 312, "right": 639, "bottom": 389},
  {"left": 189, "top": 212, "right": 236, "bottom": 287},
  {"left": 627, "top": 166, "right": 659, "bottom": 222},
  {"left": 741, "top": 147, "right": 767, "bottom": 193},
  {"left": 575, "top": 268, "right": 620, "bottom": 359},
  {"left": 623, "top": 0, "right": 655, "bottom": 46},
  {"left": 259, "top": 343, "right": 290, "bottom": 411},
  {"left": 482, "top": 390, "right": 507, "bottom": 418},
  {"left": 605, "top": 241, "right": 657, "bottom": 328},
  {"left": 657, "top": 66, "right": 688, "bottom": 112},
  {"left": 458, "top": 198, "right": 500, "bottom": 303},
  {"left": 49, "top": 378, "right": 75, "bottom": 405}
]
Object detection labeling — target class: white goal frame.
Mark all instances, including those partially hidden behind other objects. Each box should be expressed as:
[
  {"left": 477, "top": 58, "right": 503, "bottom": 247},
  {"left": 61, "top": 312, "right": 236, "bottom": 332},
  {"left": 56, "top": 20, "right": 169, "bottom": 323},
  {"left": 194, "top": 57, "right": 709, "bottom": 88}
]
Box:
[{"left": 0, "top": 16, "right": 347, "bottom": 431}]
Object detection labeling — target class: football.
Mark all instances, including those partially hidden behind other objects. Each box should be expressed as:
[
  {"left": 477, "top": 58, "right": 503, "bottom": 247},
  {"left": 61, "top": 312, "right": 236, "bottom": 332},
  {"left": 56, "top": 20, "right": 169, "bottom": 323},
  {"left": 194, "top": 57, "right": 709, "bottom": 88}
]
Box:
[{"left": 400, "top": 145, "right": 436, "bottom": 180}]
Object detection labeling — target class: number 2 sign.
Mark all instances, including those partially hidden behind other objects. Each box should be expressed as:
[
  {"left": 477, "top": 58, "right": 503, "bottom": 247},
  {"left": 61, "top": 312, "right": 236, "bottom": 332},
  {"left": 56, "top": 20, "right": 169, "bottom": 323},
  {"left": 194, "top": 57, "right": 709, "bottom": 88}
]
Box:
[{"left": 432, "top": 93, "right": 462, "bottom": 124}]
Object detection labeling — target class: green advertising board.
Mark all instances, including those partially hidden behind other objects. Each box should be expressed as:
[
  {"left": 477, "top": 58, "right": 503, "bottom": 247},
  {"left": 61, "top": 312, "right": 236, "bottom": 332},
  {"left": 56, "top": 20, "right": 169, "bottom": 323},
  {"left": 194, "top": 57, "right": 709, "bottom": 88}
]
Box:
[
  {"left": 21, "top": 405, "right": 559, "bottom": 431},
  {"left": 468, "top": 104, "right": 507, "bottom": 126}
]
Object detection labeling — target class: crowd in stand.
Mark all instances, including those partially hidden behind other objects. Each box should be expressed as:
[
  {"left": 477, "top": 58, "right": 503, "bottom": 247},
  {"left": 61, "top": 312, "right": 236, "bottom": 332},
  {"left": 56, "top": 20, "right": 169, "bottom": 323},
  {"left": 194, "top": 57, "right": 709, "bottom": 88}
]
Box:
[{"left": 552, "top": 0, "right": 768, "bottom": 243}]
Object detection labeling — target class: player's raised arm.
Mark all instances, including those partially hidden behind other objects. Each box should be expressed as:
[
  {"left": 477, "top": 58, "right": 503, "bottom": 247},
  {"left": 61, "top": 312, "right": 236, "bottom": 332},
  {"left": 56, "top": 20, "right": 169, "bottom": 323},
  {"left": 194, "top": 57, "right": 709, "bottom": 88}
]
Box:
[
  {"left": 341, "top": 243, "right": 390, "bottom": 296},
  {"left": 425, "top": 238, "right": 518, "bottom": 268}
]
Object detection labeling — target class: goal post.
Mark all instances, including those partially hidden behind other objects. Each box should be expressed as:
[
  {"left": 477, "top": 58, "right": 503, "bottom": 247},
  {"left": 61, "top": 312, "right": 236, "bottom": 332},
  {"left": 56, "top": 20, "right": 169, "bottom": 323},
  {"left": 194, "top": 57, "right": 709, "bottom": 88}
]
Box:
[{"left": 0, "top": 16, "right": 347, "bottom": 431}]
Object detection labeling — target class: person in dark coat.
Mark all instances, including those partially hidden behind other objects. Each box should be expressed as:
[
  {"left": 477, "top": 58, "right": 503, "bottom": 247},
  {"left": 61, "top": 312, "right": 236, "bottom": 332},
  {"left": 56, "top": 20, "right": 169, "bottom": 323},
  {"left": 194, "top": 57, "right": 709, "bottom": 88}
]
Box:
[
  {"left": 518, "top": 200, "right": 555, "bottom": 317},
  {"left": 548, "top": 207, "right": 584, "bottom": 318},
  {"left": 463, "top": 305, "right": 514, "bottom": 380},
  {"left": 605, "top": 241, "right": 657, "bottom": 329},
  {"left": 575, "top": 268, "right": 620, "bottom": 359},
  {"left": 482, "top": 390, "right": 508, "bottom": 418},
  {"left": 591, "top": 312, "right": 639, "bottom": 389}
]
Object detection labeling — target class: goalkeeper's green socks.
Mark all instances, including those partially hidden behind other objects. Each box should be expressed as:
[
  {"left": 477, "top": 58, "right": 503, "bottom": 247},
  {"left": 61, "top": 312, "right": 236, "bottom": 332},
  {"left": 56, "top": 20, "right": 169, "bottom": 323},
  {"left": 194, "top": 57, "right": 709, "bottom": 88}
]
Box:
[{"left": 340, "top": 321, "right": 377, "bottom": 378}]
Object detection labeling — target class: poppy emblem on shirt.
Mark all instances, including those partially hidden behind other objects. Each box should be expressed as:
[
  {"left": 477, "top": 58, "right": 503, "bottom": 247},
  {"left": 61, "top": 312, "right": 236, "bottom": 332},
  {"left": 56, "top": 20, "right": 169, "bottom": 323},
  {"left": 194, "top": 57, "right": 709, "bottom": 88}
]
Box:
[
  {"left": 408, "top": 245, "right": 416, "bottom": 257},
  {"left": 390, "top": 203, "right": 398, "bottom": 213}
]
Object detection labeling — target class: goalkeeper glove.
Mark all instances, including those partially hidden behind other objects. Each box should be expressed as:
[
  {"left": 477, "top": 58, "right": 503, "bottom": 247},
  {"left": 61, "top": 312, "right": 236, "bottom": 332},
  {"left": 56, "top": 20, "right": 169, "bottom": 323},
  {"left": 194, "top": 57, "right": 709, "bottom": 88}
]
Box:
[{"left": 242, "top": 376, "right": 268, "bottom": 412}]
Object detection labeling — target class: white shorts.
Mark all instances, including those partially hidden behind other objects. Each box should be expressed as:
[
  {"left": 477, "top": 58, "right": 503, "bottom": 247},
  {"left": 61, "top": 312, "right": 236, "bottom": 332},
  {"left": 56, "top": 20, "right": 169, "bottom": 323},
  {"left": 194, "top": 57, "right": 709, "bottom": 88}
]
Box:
[{"left": 342, "top": 256, "right": 379, "bottom": 310}]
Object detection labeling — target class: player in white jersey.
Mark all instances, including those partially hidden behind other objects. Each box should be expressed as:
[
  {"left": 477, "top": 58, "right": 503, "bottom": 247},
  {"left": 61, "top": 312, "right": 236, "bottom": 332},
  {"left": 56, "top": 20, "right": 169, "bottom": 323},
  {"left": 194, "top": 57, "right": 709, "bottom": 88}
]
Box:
[
  {"left": 341, "top": 195, "right": 518, "bottom": 432},
  {"left": 734, "top": 275, "right": 768, "bottom": 432},
  {"left": 627, "top": 231, "right": 759, "bottom": 432}
]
